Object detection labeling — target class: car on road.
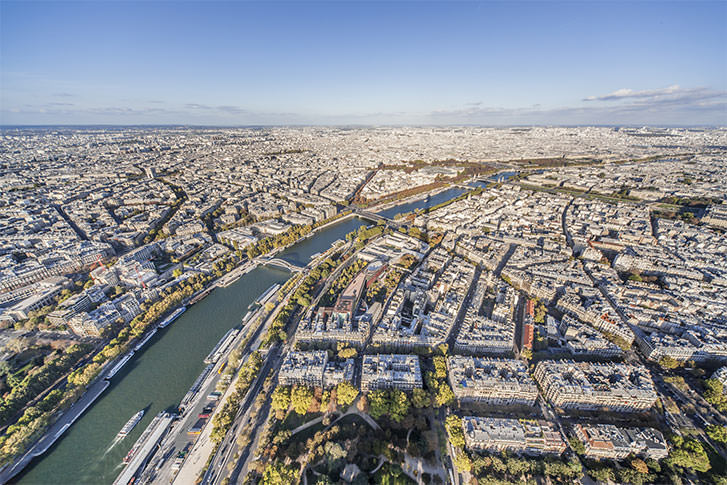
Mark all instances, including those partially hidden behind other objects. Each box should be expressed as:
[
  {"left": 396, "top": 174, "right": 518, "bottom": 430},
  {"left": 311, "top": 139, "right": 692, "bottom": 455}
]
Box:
[
  {"left": 198, "top": 405, "right": 214, "bottom": 418},
  {"left": 188, "top": 418, "right": 207, "bottom": 435},
  {"left": 171, "top": 443, "right": 192, "bottom": 471}
]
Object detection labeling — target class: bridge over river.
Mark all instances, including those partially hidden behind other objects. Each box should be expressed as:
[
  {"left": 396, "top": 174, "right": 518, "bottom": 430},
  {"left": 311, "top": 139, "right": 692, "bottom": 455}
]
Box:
[{"left": 259, "top": 257, "right": 305, "bottom": 272}]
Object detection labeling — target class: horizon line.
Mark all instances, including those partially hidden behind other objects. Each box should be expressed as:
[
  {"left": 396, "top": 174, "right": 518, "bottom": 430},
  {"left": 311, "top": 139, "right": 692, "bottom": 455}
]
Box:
[{"left": 1, "top": 123, "right": 725, "bottom": 129}]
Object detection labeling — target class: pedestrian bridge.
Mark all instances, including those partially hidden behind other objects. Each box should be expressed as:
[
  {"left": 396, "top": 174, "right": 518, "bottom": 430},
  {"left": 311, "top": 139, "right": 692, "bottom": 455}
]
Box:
[{"left": 260, "top": 257, "right": 304, "bottom": 272}]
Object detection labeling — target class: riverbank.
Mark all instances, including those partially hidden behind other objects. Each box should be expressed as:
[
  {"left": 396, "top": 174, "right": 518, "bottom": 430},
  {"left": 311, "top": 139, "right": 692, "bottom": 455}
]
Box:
[
  {"left": 217, "top": 212, "right": 359, "bottom": 289},
  {"left": 366, "top": 184, "right": 458, "bottom": 214},
  {"left": 0, "top": 377, "right": 111, "bottom": 484},
  {"left": 13, "top": 217, "right": 369, "bottom": 484},
  {"left": 2, "top": 177, "right": 501, "bottom": 484}
]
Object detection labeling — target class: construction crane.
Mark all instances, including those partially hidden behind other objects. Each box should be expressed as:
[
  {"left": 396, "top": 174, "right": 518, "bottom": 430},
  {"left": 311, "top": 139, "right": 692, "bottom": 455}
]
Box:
[{"left": 88, "top": 254, "right": 107, "bottom": 283}]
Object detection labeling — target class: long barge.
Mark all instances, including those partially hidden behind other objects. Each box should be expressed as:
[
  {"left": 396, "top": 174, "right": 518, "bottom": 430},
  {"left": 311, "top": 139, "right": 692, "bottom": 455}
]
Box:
[
  {"left": 113, "top": 412, "right": 176, "bottom": 485},
  {"left": 203, "top": 328, "right": 239, "bottom": 364},
  {"left": 105, "top": 353, "right": 134, "bottom": 380},
  {"left": 158, "top": 306, "right": 186, "bottom": 329},
  {"left": 241, "top": 310, "right": 254, "bottom": 326},
  {"left": 189, "top": 287, "right": 213, "bottom": 305},
  {"left": 180, "top": 364, "right": 214, "bottom": 409},
  {"left": 254, "top": 283, "right": 280, "bottom": 306},
  {"left": 133, "top": 327, "right": 157, "bottom": 352}
]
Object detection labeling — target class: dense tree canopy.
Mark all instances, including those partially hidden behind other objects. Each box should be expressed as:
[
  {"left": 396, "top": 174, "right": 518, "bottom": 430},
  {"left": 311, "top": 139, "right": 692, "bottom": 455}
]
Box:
[
  {"left": 704, "top": 378, "right": 727, "bottom": 412},
  {"left": 445, "top": 415, "right": 465, "bottom": 449},
  {"left": 261, "top": 462, "right": 298, "bottom": 485},
  {"left": 411, "top": 388, "right": 430, "bottom": 408},
  {"left": 368, "top": 389, "right": 409, "bottom": 422},
  {"left": 271, "top": 386, "right": 291, "bottom": 412},
  {"left": 335, "top": 382, "right": 358, "bottom": 407},
  {"left": 706, "top": 424, "right": 727, "bottom": 444},
  {"left": 665, "top": 435, "right": 711, "bottom": 474},
  {"left": 291, "top": 385, "right": 314, "bottom": 415}
]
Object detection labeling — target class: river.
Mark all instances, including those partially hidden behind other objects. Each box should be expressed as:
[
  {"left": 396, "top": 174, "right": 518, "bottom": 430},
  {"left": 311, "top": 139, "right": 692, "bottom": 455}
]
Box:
[
  {"left": 375, "top": 171, "right": 517, "bottom": 220},
  {"left": 15, "top": 217, "right": 368, "bottom": 485},
  {"left": 16, "top": 177, "right": 505, "bottom": 484},
  {"left": 376, "top": 187, "right": 468, "bottom": 220}
]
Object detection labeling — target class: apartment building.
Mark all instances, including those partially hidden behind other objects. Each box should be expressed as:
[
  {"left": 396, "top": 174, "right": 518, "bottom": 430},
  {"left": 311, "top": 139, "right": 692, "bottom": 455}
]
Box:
[
  {"left": 573, "top": 424, "right": 668, "bottom": 460},
  {"left": 448, "top": 356, "right": 538, "bottom": 406},
  {"left": 534, "top": 360, "right": 657, "bottom": 412},
  {"left": 462, "top": 416, "right": 566, "bottom": 455},
  {"left": 360, "top": 354, "right": 422, "bottom": 392}
]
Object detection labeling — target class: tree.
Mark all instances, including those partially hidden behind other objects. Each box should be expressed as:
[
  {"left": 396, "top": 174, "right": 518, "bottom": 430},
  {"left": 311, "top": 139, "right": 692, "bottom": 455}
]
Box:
[
  {"left": 452, "top": 451, "right": 472, "bottom": 472},
  {"left": 172, "top": 268, "right": 183, "bottom": 278},
  {"left": 568, "top": 436, "right": 586, "bottom": 455},
  {"left": 388, "top": 389, "right": 409, "bottom": 422},
  {"left": 704, "top": 378, "right": 727, "bottom": 412},
  {"left": 534, "top": 301, "right": 547, "bottom": 324},
  {"left": 337, "top": 346, "right": 357, "bottom": 359},
  {"left": 665, "top": 437, "right": 711, "bottom": 473},
  {"left": 445, "top": 415, "right": 465, "bottom": 449},
  {"left": 324, "top": 441, "right": 346, "bottom": 461},
  {"left": 434, "top": 382, "right": 455, "bottom": 407},
  {"left": 588, "top": 465, "right": 615, "bottom": 483},
  {"left": 628, "top": 272, "right": 643, "bottom": 282},
  {"left": 261, "top": 462, "right": 298, "bottom": 485},
  {"left": 506, "top": 457, "right": 533, "bottom": 477},
  {"left": 618, "top": 467, "right": 647, "bottom": 485},
  {"left": 367, "top": 389, "right": 409, "bottom": 422},
  {"left": 433, "top": 356, "right": 448, "bottom": 379},
  {"left": 631, "top": 458, "right": 649, "bottom": 474},
  {"left": 437, "top": 343, "right": 449, "bottom": 356},
  {"left": 368, "top": 390, "right": 388, "bottom": 419},
  {"left": 706, "top": 424, "right": 727, "bottom": 444},
  {"left": 645, "top": 459, "right": 661, "bottom": 473},
  {"left": 290, "top": 385, "right": 313, "bottom": 415},
  {"left": 488, "top": 455, "right": 507, "bottom": 474},
  {"left": 271, "top": 386, "right": 291, "bottom": 412},
  {"left": 411, "top": 388, "right": 430, "bottom": 408},
  {"left": 335, "top": 382, "right": 358, "bottom": 407},
  {"left": 247, "top": 245, "right": 260, "bottom": 259},
  {"left": 658, "top": 356, "right": 680, "bottom": 370}
]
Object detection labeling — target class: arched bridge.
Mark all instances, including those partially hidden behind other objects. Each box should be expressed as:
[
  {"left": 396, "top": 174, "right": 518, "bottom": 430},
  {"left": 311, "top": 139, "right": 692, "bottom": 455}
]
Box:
[{"left": 261, "top": 258, "right": 305, "bottom": 272}]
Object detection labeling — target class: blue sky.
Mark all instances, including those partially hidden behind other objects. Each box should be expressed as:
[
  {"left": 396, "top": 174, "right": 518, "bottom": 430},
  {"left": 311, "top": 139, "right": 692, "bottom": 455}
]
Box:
[{"left": 1, "top": 1, "right": 725, "bottom": 125}]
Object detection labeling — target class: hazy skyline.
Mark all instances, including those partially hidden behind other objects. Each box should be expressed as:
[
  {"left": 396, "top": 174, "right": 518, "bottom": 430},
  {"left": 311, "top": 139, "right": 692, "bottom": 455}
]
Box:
[{"left": 2, "top": 1, "right": 726, "bottom": 126}]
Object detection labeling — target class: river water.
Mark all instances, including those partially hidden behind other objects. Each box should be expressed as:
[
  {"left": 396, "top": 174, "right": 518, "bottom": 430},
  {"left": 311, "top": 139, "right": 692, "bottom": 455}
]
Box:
[
  {"left": 376, "top": 187, "right": 468, "bottom": 220},
  {"left": 16, "top": 217, "right": 368, "bottom": 485},
  {"left": 375, "top": 171, "right": 517, "bottom": 220},
  {"left": 17, "top": 176, "right": 505, "bottom": 484}
]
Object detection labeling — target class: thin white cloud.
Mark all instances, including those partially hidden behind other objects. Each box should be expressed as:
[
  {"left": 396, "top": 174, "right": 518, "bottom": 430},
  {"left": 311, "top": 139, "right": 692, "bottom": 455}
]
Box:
[
  {"left": 584, "top": 85, "right": 682, "bottom": 101},
  {"left": 427, "top": 93, "right": 727, "bottom": 125},
  {"left": 3, "top": 85, "right": 726, "bottom": 125},
  {"left": 583, "top": 85, "right": 727, "bottom": 109},
  {"left": 423, "top": 84, "right": 727, "bottom": 125}
]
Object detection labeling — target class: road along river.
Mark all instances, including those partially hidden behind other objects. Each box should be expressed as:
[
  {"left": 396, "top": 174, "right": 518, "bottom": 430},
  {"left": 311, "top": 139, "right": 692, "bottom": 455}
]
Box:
[
  {"left": 14, "top": 217, "right": 368, "bottom": 485},
  {"left": 16, "top": 178, "right": 499, "bottom": 484}
]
